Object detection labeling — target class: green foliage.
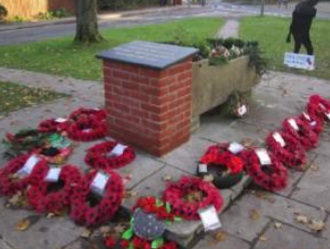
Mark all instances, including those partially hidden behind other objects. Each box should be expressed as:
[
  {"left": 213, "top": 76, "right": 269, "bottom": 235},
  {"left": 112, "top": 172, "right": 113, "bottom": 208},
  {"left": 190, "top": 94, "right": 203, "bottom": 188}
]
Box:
[
  {"left": 97, "top": 0, "right": 161, "bottom": 11},
  {"left": 0, "top": 4, "right": 7, "bottom": 20},
  {"left": 244, "top": 41, "right": 268, "bottom": 76},
  {"left": 10, "top": 15, "right": 25, "bottom": 23},
  {"left": 37, "top": 8, "right": 71, "bottom": 20}
]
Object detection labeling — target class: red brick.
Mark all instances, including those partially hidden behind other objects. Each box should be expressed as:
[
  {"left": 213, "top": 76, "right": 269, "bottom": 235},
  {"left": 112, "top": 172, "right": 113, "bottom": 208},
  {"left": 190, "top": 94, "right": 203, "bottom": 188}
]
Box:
[
  {"left": 121, "top": 80, "right": 140, "bottom": 91},
  {"left": 141, "top": 103, "right": 168, "bottom": 114},
  {"left": 130, "top": 74, "right": 150, "bottom": 85},
  {"left": 114, "top": 102, "right": 130, "bottom": 112},
  {"left": 113, "top": 70, "right": 130, "bottom": 80},
  {"left": 128, "top": 91, "right": 150, "bottom": 103},
  {"left": 178, "top": 71, "right": 192, "bottom": 81}
]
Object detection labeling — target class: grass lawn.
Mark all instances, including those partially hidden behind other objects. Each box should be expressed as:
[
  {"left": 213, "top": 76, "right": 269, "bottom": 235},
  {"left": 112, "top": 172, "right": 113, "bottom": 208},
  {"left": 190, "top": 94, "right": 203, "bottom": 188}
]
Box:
[
  {"left": 0, "top": 82, "right": 67, "bottom": 115},
  {"left": 240, "top": 16, "right": 330, "bottom": 80},
  {"left": 0, "top": 18, "right": 223, "bottom": 81}
]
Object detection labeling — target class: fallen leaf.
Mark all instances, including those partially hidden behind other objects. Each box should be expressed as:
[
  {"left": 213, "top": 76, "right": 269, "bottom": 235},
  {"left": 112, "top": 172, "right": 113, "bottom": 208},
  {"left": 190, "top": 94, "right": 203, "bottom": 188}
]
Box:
[
  {"left": 250, "top": 209, "right": 260, "bottom": 221},
  {"left": 241, "top": 137, "right": 253, "bottom": 148},
  {"left": 308, "top": 219, "right": 325, "bottom": 232},
  {"left": 320, "top": 206, "right": 325, "bottom": 212},
  {"left": 259, "top": 235, "right": 267, "bottom": 241},
  {"left": 295, "top": 214, "right": 308, "bottom": 224},
  {"left": 310, "top": 164, "right": 319, "bottom": 172},
  {"left": 274, "top": 222, "right": 283, "bottom": 229},
  {"left": 162, "top": 175, "right": 173, "bottom": 181},
  {"left": 80, "top": 227, "right": 92, "bottom": 238},
  {"left": 99, "top": 226, "right": 111, "bottom": 234},
  {"left": 124, "top": 191, "right": 138, "bottom": 199},
  {"left": 15, "top": 218, "right": 30, "bottom": 231},
  {"left": 203, "top": 174, "right": 214, "bottom": 182},
  {"left": 213, "top": 231, "right": 227, "bottom": 242},
  {"left": 282, "top": 89, "right": 290, "bottom": 97}
]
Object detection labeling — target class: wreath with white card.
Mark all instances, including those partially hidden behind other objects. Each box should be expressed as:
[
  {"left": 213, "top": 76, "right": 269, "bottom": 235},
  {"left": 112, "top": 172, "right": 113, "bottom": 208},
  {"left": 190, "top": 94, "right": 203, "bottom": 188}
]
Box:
[
  {"left": 266, "top": 131, "right": 306, "bottom": 170},
  {"left": 282, "top": 117, "right": 318, "bottom": 150},
  {"left": 240, "top": 149, "right": 288, "bottom": 192},
  {"left": 38, "top": 118, "right": 69, "bottom": 133},
  {"left": 298, "top": 112, "right": 324, "bottom": 135},
  {"left": 307, "top": 95, "right": 330, "bottom": 123},
  {"left": 0, "top": 154, "right": 48, "bottom": 196},
  {"left": 70, "top": 170, "right": 124, "bottom": 227},
  {"left": 197, "top": 143, "right": 244, "bottom": 189},
  {"left": 69, "top": 107, "right": 106, "bottom": 122},
  {"left": 162, "top": 176, "right": 224, "bottom": 220},
  {"left": 85, "top": 141, "right": 136, "bottom": 170},
  {"left": 27, "top": 164, "right": 81, "bottom": 214}
]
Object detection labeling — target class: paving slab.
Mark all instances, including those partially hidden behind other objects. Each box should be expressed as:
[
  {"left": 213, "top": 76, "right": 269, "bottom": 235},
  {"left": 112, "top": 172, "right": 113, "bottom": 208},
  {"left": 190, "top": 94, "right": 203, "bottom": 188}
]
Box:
[
  {"left": 254, "top": 223, "right": 328, "bottom": 249},
  {"left": 219, "top": 192, "right": 326, "bottom": 242},
  {"left": 192, "top": 231, "right": 251, "bottom": 249},
  {"left": 291, "top": 154, "right": 330, "bottom": 211}
]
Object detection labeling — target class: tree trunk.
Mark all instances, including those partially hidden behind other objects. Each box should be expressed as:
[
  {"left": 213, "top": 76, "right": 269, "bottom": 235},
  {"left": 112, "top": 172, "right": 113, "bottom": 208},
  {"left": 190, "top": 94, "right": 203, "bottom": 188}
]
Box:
[{"left": 74, "top": 0, "right": 104, "bottom": 44}]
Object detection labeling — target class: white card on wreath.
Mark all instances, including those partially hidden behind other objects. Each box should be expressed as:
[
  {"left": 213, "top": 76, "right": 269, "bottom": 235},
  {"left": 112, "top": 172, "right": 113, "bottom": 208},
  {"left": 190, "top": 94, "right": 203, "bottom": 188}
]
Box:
[
  {"left": 91, "top": 172, "right": 109, "bottom": 195},
  {"left": 18, "top": 155, "right": 39, "bottom": 176},
  {"left": 55, "top": 118, "right": 67, "bottom": 123},
  {"left": 45, "top": 168, "right": 61, "bottom": 182},
  {"left": 288, "top": 118, "right": 299, "bottom": 131},
  {"left": 198, "top": 164, "right": 208, "bottom": 173},
  {"left": 273, "top": 132, "right": 286, "bottom": 147},
  {"left": 108, "top": 144, "right": 127, "bottom": 157},
  {"left": 326, "top": 113, "right": 330, "bottom": 120},
  {"left": 310, "top": 121, "right": 317, "bottom": 127},
  {"left": 255, "top": 149, "right": 272, "bottom": 165},
  {"left": 198, "top": 205, "right": 222, "bottom": 231},
  {"left": 284, "top": 52, "right": 315, "bottom": 71},
  {"left": 237, "top": 105, "right": 247, "bottom": 116},
  {"left": 228, "top": 142, "right": 244, "bottom": 154},
  {"left": 303, "top": 112, "right": 311, "bottom": 121}
]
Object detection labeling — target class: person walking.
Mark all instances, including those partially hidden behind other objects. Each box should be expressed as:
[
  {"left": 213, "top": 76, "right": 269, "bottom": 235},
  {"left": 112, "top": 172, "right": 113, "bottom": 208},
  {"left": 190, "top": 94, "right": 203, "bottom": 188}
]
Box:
[{"left": 286, "top": 0, "right": 319, "bottom": 55}]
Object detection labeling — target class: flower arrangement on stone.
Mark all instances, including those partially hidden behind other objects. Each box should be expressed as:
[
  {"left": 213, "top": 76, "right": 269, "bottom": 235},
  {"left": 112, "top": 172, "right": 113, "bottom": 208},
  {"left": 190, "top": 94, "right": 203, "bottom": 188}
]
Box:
[
  {"left": 197, "top": 143, "right": 245, "bottom": 189},
  {"left": 209, "top": 44, "right": 244, "bottom": 66}
]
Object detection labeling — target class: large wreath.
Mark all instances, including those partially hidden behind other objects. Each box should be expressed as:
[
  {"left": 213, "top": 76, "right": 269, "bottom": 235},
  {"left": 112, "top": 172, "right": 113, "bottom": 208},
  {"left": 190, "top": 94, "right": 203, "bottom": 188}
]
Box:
[
  {"left": 27, "top": 164, "right": 81, "bottom": 214},
  {"left": 240, "top": 149, "right": 288, "bottom": 192},
  {"left": 38, "top": 118, "right": 69, "bottom": 133},
  {"left": 298, "top": 112, "right": 324, "bottom": 135},
  {"left": 282, "top": 117, "right": 318, "bottom": 150},
  {"left": 85, "top": 141, "right": 135, "bottom": 170},
  {"left": 162, "top": 176, "right": 224, "bottom": 220},
  {"left": 66, "top": 116, "right": 107, "bottom": 142},
  {"left": 266, "top": 131, "right": 306, "bottom": 170},
  {"left": 198, "top": 144, "right": 244, "bottom": 189},
  {"left": 307, "top": 95, "right": 330, "bottom": 123},
  {"left": 0, "top": 154, "right": 48, "bottom": 196},
  {"left": 70, "top": 170, "right": 124, "bottom": 227}
]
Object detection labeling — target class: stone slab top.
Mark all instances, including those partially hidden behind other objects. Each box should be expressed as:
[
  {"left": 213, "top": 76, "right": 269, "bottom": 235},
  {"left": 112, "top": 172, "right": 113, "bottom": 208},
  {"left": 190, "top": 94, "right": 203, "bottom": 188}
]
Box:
[{"left": 96, "top": 40, "right": 199, "bottom": 70}]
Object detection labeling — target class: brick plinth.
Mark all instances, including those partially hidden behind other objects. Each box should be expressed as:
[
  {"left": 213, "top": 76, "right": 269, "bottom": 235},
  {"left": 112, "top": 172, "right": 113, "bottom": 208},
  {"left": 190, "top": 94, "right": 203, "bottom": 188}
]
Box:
[{"left": 102, "top": 58, "right": 193, "bottom": 157}]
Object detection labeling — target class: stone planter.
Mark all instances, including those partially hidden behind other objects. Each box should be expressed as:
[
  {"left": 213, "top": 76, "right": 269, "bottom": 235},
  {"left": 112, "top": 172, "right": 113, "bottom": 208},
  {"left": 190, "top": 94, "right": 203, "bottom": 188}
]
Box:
[{"left": 191, "top": 56, "right": 260, "bottom": 130}]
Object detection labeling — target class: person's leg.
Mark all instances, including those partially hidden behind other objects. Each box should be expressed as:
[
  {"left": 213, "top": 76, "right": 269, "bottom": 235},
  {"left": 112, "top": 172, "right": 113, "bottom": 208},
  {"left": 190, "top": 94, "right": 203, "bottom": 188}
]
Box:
[
  {"left": 302, "top": 36, "right": 314, "bottom": 55},
  {"left": 293, "top": 34, "right": 302, "bottom": 54}
]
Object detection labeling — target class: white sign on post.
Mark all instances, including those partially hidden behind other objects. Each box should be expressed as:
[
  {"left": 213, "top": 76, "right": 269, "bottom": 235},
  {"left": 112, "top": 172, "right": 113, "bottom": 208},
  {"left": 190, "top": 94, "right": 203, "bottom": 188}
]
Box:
[
  {"left": 198, "top": 205, "right": 222, "bottom": 231},
  {"left": 284, "top": 52, "right": 315, "bottom": 70}
]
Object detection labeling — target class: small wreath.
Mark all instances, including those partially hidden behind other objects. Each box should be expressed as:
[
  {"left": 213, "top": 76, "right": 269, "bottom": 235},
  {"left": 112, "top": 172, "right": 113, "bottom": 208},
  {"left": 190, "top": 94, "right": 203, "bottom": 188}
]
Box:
[
  {"left": 307, "top": 95, "right": 330, "bottom": 123},
  {"left": 0, "top": 154, "right": 48, "bottom": 196},
  {"left": 162, "top": 176, "right": 224, "bottom": 220},
  {"left": 240, "top": 149, "right": 288, "bottom": 192},
  {"left": 197, "top": 144, "right": 244, "bottom": 189},
  {"left": 282, "top": 117, "right": 318, "bottom": 150},
  {"left": 67, "top": 116, "right": 107, "bottom": 142},
  {"left": 38, "top": 119, "right": 69, "bottom": 133},
  {"left": 85, "top": 141, "right": 135, "bottom": 170},
  {"left": 69, "top": 108, "right": 106, "bottom": 122},
  {"left": 266, "top": 131, "right": 306, "bottom": 170},
  {"left": 70, "top": 170, "right": 124, "bottom": 227},
  {"left": 27, "top": 164, "right": 81, "bottom": 213}
]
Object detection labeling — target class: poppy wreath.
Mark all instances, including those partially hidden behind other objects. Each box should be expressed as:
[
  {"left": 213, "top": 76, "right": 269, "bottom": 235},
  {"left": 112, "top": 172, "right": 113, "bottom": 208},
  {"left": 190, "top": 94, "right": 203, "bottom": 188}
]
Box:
[
  {"left": 0, "top": 154, "right": 48, "bottom": 196},
  {"left": 198, "top": 143, "right": 244, "bottom": 189},
  {"left": 66, "top": 115, "right": 107, "bottom": 142},
  {"left": 27, "top": 164, "right": 81, "bottom": 213},
  {"left": 38, "top": 119, "right": 69, "bottom": 133},
  {"left": 69, "top": 107, "right": 106, "bottom": 122},
  {"left": 298, "top": 112, "right": 324, "bottom": 135},
  {"left": 162, "top": 176, "right": 224, "bottom": 220},
  {"left": 85, "top": 141, "right": 135, "bottom": 170},
  {"left": 266, "top": 131, "right": 307, "bottom": 170},
  {"left": 282, "top": 117, "right": 319, "bottom": 150},
  {"left": 240, "top": 149, "right": 288, "bottom": 192},
  {"left": 307, "top": 95, "right": 330, "bottom": 123},
  {"left": 70, "top": 170, "right": 124, "bottom": 227},
  {"left": 119, "top": 236, "right": 177, "bottom": 249}
]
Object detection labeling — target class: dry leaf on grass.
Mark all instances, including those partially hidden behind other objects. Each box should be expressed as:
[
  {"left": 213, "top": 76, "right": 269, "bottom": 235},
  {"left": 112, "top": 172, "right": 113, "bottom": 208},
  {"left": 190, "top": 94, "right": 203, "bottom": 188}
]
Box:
[
  {"left": 15, "top": 218, "right": 30, "bottom": 231},
  {"left": 250, "top": 209, "right": 260, "bottom": 221},
  {"left": 213, "top": 231, "right": 228, "bottom": 242},
  {"left": 308, "top": 219, "right": 325, "bottom": 232}
]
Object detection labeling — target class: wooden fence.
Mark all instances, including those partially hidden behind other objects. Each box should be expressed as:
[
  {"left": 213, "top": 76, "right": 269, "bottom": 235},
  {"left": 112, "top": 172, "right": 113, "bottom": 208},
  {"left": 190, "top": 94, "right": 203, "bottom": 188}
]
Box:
[{"left": 0, "top": 0, "right": 75, "bottom": 19}]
